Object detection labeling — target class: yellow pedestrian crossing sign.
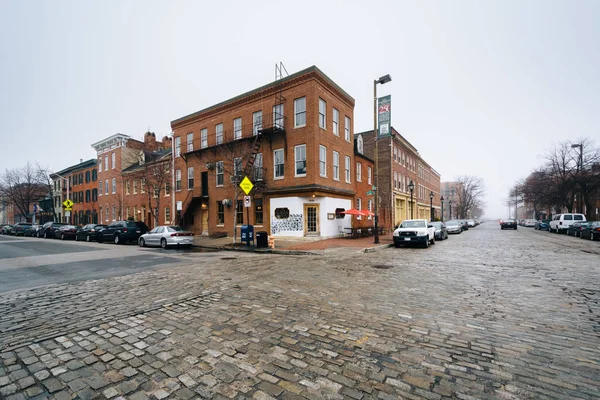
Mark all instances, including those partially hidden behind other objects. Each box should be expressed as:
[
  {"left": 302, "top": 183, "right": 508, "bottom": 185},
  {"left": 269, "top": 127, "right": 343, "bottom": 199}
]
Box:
[
  {"left": 63, "top": 199, "right": 73, "bottom": 210},
  {"left": 239, "top": 176, "right": 254, "bottom": 195}
]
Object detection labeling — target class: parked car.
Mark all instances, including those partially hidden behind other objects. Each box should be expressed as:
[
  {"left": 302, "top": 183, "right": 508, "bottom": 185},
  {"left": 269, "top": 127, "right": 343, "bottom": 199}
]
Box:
[
  {"left": 54, "top": 225, "right": 78, "bottom": 240},
  {"left": 466, "top": 219, "right": 476, "bottom": 228},
  {"left": 549, "top": 213, "right": 586, "bottom": 234},
  {"left": 12, "top": 222, "right": 32, "bottom": 236},
  {"left": 430, "top": 222, "right": 448, "bottom": 241},
  {"left": 40, "top": 222, "right": 66, "bottom": 238},
  {"left": 98, "top": 220, "right": 149, "bottom": 244},
  {"left": 444, "top": 220, "right": 462, "bottom": 234},
  {"left": 1, "top": 225, "right": 13, "bottom": 235},
  {"left": 24, "top": 224, "right": 40, "bottom": 237},
  {"left": 580, "top": 221, "right": 600, "bottom": 241},
  {"left": 524, "top": 219, "right": 536, "bottom": 227},
  {"left": 393, "top": 219, "right": 436, "bottom": 248},
  {"left": 139, "top": 225, "right": 194, "bottom": 249},
  {"left": 535, "top": 219, "right": 551, "bottom": 231},
  {"left": 567, "top": 221, "right": 589, "bottom": 237},
  {"left": 75, "top": 224, "right": 108, "bottom": 242},
  {"left": 500, "top": 219, "right": 517, "bottom": 230}
]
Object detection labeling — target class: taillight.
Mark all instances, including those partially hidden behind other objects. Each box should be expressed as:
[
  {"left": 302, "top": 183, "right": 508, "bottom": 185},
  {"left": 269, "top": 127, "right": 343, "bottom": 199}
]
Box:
[
  {"left": 171, "top": 233, "right": 193, "bottom": 237},
  {"left": 123, "top": 228, "right": 128, "bottom": 232},
  {"left": 91, "top": 229, "right": 95, "bottom": 232}
]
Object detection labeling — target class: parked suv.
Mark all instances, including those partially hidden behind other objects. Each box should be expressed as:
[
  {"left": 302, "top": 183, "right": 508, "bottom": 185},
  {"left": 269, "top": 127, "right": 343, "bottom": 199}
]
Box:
[
  {"left": 12, "top": 222, "right": 32, "bottom": 236},
  {"left": 98, "top": 220, "right": 149, "bottom": 244},
  {"left": 549, "top": 213, "right": 586, "bottom": 234}
]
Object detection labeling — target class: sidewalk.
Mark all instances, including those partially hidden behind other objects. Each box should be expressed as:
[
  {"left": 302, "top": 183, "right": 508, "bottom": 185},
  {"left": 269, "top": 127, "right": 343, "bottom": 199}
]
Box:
[{"left": 192, "top": 232, "right": 394, "bottom": 254}]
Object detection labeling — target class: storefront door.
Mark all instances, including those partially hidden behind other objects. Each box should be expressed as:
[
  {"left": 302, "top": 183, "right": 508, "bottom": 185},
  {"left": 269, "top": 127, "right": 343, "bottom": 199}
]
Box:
[{"left": 304, "top": 204, "right": 319, "bottom": 236}]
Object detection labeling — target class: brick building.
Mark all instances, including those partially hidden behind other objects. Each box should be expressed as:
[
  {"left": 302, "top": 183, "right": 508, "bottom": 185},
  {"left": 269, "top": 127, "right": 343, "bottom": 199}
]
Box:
[
  {"left": 171, "top": 66, "right": 370, "bottom": 238},
  {"left": 358, "top": 127, "right": 441, "bottom": 226},
  {"left": 50, "top": 159, "right": 99, "bottom": 224},
  {"left": 92, "top": 132, "right": 172, "bottom": 228}
]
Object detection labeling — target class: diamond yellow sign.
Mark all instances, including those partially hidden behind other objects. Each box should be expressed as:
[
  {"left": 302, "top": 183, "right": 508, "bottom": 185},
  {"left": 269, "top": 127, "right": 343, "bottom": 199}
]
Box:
[
  {"left": 239, "top": 176, "right": 254, "bottom": 195},
  {"left": 62, "top": 199, "right": 73, "bottom": 210}
]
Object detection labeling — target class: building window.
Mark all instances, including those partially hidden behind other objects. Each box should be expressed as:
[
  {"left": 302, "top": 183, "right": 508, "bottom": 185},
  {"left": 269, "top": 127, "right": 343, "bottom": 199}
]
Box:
[
  {"left": 345, "top": 116, "right": 351, "bottom": 142},
  {"left": 99, "top": 181, "right": 103, "bottom": 196},
  {"left": 216, "top": 123, "right": 223, "bottom": 145},
  {"left": 274, "top": 149, "right": 284, "bottom": 179},
  {"left": 165, "top": 207, "right": 170, "bottom": 224},
  {"left": 100, "top": 208, "right": 103, "bottom": 222},
  {"left": 319, "top": 145, "right": 327, "bottom": 177},
  {"left": 273, "top": 104, "right": 284, "bottom": 129},
  {"left": 216, "top": 161, "right": 224, "bottom": 186},
  {"left": 333, "top": 151, "right": 340, "bottom": 181},
  {"left": 187, "top": 167, "right": 194, "bottom": 189},
  {"left": 112, "top": 178, "right": 116, "bottom": 194},
  {"left": 319, "top": 98, "right": 326, "bottom": 129},
  {"left": 236, "top": 200, "right": 243, "bottom": 225},
  {"left": 98, "top": 159, "right": 102, "bottom": 172},
  {"left": 217, "top": 202, "right": 225, "bottom": 224},
  {"left": 294, "top": 145, "right": 306, "bottom": 177},
  {"left": 105, "top": 180, "right": 109, "bottom": 195},
  {"left": 333, "top": 108, "right": 339, "bottom": 136},
  {"left": 368, "top": 199, "right": 373, "bottom": 219},
  {"left": 233, "top": 118, "right": 242, "bottom": 140},
  {"left": 104, "top": 155, "right": 108, "bottom": 170},
  {"left": 234, "top": 157, "right": 243, "bottom": 177},
  {"left": 92, "top": 169, "right": 97, "bottom": 181},
  {"left": 165, "top": 181, "right": 171, "bottom": 196},
  {"left": 175, "top": 136, "right": 181, "bottom": 157},
  {"left": 85, "top": 190, "right": 90, "bottom": 203},
  {"left": 175, "top": 170, "right": 181, "bottom": 191},
  {"left": 345, "top": 156, "right": 351, "bottom": 183},
  {"left": 112, "top": 206, "right": 116, "bottom": 221},
  {"left": 255, "top": 198, "right": 263, "bottom": 225},
  {"left": 187, "top": 132, "right": 194, "bottom": 152},
  {"left": 294, "top": 97, "right": 306, "bottom": 127},
  {"left": 201, "top": 128, "right": 208, "bottom": 148},
  {"left": 393, "top": 147, "right": 397, "bottom": 162},
  {"left": 357, "top": 162, "right": 362, "bottom": 182},
  {"left": 92, "top": 188, "right": 97, "bottom": 201},
  {"left": 394, "top": 171, "right": 398, "bottom": 189},
  {"left": 126, "top": 180, "right": 130, "bottom": 195},
  {"left": 253, "top": 111, "right": 262, "bottom": 135},
  {"left": 85, "top": 171, "right": 90, "bottom": 183},
  {"left": 140, "top": 178, "right": 146, "bottom": 194},
  {"left": 368, "top": 166, "right": 372, "bottom": 185},
  {"left": 274, "top": 208, "right": 289, "bottom": 219},
  {"left": 253, "top": 153, "right": 263, "bottom": 181},
  {"left": 111, "top": 153, "right": 116, "bottom": 169},
  {"left": 133, "top": 179, "right": 138, "bottom": 194},
  {"left": 357, "top": 135, "right": 363, "bottom": 154}
]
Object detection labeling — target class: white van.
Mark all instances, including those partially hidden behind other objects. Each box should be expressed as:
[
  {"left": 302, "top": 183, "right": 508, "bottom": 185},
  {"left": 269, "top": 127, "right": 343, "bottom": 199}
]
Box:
[{"left": 549, "top": 213, "right": 586, "bottom": 233}]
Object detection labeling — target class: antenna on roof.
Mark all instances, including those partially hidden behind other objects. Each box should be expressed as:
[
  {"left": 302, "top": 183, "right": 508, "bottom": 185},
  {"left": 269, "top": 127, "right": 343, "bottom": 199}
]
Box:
[{"left": 275, "top": 62, "right": 289, "bottom": 80}]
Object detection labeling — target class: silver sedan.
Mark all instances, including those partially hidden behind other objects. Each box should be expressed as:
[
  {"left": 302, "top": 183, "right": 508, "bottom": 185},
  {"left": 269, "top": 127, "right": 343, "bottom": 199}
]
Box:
[{"left": 138, "top": 226, "right": 194, "bottom": 249}]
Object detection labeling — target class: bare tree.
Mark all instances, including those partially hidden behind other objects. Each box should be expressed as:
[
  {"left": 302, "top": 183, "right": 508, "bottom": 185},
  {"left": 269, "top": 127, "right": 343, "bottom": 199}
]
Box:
[
  {"left": 0, "top": 162, "right": 50, "bottom": 222},
  {"left": 454, "top": 175, "right": 485, "bottom": 219},
  {"left": 543, "top": 141, "right": 577, "bottom": 212},
  {"left": 570, "top": 138, "right": 600, "bottom": 218}
]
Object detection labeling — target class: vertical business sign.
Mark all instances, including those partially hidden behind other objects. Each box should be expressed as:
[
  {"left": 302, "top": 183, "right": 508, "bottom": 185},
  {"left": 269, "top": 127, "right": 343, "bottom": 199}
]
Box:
[{"left": 377, "top": 95, "right": 392, "bottom": 138}]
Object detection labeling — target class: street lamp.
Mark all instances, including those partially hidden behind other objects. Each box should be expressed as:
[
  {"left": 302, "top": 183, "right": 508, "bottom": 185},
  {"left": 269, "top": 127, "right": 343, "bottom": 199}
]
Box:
[
  {"left": 440, "top": 195, "right": 444, "bottom": 222},
  {"left": 429, "top": 191, "right": 434, "bottom": 221},
  {"left": 408, "top": 180, "right": 415, "bottom": 219},
  {"left": 571, "top": 143, "right": 583, "bottom": 214},
  {"left": 373, "top": 73, "right": 392, "bottom": 244},
  {"left": 449, "top": 199, "right": 452, "bottom": 220}
]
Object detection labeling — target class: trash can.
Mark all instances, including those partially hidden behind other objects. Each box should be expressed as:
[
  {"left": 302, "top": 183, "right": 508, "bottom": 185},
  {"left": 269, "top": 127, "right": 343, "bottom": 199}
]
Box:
[
  {"left": 256, "top": 231, "right": 268, "bottom": 248},
  {"left": 240, "top": 225, "right": 254, "bottom": 246}
]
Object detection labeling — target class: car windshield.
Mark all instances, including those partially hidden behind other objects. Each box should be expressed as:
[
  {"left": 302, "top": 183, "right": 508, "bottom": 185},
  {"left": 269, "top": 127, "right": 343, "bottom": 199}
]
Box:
[
  {"left": 400, "top": 221, "right": 427, "bottom": 228},
  {"left": 167, "top": 226, "right": 184, "bottom": 232},
  {"left": 431, "top": 222, "right": 443, "bottom": 228},
  {"left": 446, "top": 221, "right": 459, "bottom": 226}
]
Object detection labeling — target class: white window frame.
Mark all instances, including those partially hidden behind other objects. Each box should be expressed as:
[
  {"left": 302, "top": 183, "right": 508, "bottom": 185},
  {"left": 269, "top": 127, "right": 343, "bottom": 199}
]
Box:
[
  {"left": 356, "top": 162, "right": 362, "bottom": 182},
  {"left": 319, "top": 98, "right": 326, "bottom": 129},
  {"left": 125, "top": 180, "right": 130, "bottom": 195},
  {"left": 175, "top": 136, "right": 181, "bottom": 157},
  {"left": 345, "top": 116, "right": 351, "bottom": 142},
  {"left": 216, "top": 161, "right": 224, "bottom": 186},
  {"left": 319, "top": 145, "right": 327, "bottom": 177},
  {"left": 201, "top": 128, "right": 208, "bottom": 148},
  {"left": 368, "top": 166, "right": 372, "bottom": 185},
  {"left": 99, "top": 181, "right": 102, "bottom": 196},
  {"left": 273, "top": 104, "right": 284, "bottom": 129},
  {"left": 333, "top": 108, "right": 339, "bottom": 136},
  {"left": 104, "top": 155, "right": 108, "bottom": 170},
  {"left": 333, "top": 151, "right": 340, "bottom": 181},
  {"left": 165, "top": 207, "right": 171, "bottom": 224},
  {"left": 294, "top": 145, "right": 306, "bottom": 177},
  {"left": 187, "top": 132, "right": 194, "bottom": 152},
  {"left": 294, "top": 97, "right": 306, "bottom": 128},
  {"left": 233, "top": 118, "right": 242, "bottom": 140},
  {"left": 98, "top": 158, "right": 102, "bottom": 172},
  {"left": 105, "top": 180, "right": 109, "bottom": 195},
  {"left": 356, "top": 198, "right": 362, "bottom": 220},
  {"left": 253, "top": 111, "right": 262, "bottom": 135},
  {"left": 345, "top": 156, "right": 351, "bottom": 183},
  {"left": 216, "top": 123, "right": 223, "bottom": 145},
  {"left": 112, "top": 178, "right": 116, "bottom": 194},
  {"left": 274, "top": 149, "right": 284, "bottom": 179},
  {"left": 187, "top": 167, "right": 194, "bottom": 190},
  {"left": 253, "top": 153, "right": 263, "bottom": 181},
  {"left": 175, "top": 170, "right": 181, "bottom": 191}
]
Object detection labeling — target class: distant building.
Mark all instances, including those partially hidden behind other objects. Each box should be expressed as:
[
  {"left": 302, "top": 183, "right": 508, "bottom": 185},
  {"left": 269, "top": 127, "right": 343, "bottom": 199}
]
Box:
[{"left": 50, "top": 159, "right": 99, "bottom": 224}]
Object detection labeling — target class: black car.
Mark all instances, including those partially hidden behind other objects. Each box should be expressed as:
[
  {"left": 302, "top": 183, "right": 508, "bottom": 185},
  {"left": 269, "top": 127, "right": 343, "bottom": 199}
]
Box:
[
  {"left": 41, "top": 221, "right": 66, "bottom": 238},
  {"left": 55, "top": 225, "right": 78, "bottom": 240},
  {"left": 24, "top": 224, "right": 40, "bottom": 237},
  {"left": 567, "top": 221, "right": 589, "bottom": 237},
  {"left": 431, "top": 221, "right": 448, "bottom": 240},
  {"left": 500, "top": 219, "right": 517, "bottom": 230},
  {"left": 12, "top": 222, "right": 32, "bottom": 236},
  {"left": 580, "top": 221, "right": 600, "bottom": 241},
  {"left": 75, "top": 224, "right": 108, "bottom": 242},
  {"left": 98, "top": 220, "right": 149, "bottom": 244}
]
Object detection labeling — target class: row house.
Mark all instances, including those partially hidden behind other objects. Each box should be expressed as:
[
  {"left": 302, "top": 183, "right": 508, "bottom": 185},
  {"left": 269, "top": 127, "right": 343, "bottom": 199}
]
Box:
[
  {"left": 91, "top": 132, "right": 172, "bottom": 228},
  {"left": 359, "top": 127, "right": 442, "bottom": 226},
  {"left": 50, "top": 159, "right": 99, "bottom": 224},
  {"left": 171, "top": 66, "right": 374, "bottom": 238},
  {"left": 441, "top": 181, "right": 461, "bottom": 220}
]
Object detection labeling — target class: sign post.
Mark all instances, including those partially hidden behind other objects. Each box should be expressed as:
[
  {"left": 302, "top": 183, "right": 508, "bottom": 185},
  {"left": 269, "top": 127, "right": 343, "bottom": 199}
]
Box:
[{"left": 240, "top": 177, "right": 254, "bottom": 226}]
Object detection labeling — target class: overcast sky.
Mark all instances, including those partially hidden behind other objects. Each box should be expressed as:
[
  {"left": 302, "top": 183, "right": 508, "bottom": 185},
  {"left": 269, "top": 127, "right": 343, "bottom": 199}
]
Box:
[{"left": 1, "top": 0, "right": 598, "bottom": 218}]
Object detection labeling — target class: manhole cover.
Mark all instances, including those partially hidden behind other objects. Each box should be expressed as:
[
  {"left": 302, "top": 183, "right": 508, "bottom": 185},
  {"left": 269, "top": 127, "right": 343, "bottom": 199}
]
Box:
[
  {"left": 221, "top": 257, "right": 238, "bottom": 260},
  {"left": 372, "top": 265, "right": 393, "bottom": 269}
]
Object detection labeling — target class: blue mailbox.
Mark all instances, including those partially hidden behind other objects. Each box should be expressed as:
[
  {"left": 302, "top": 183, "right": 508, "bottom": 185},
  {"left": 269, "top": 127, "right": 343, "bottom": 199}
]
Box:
[{"left": 241, "top": 225, "right": 254, "bottom": 246}]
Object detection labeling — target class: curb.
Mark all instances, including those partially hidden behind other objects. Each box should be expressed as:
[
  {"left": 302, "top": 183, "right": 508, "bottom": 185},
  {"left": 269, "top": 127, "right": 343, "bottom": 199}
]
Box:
[
  {"left": 364, "top": 243, "right": 394, "bottom": 253},
  {"left": 192, "top": 244, "right": 318, "bottom": 256}
]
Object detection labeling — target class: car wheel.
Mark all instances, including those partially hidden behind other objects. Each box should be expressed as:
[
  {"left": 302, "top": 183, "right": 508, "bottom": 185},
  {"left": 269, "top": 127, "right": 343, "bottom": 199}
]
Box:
[
  {"left": 61, "top": 233, "right": 65, "bottom": 240},
  {"left": 44, "top": 232, "right": 48, "bottom": 238},
  {"left": 86, "top": 235, "right": 91, "bottom": 242},
  {"left": 75, "top": 234, "right": 79, "bottom": 241},
  {"left": 591, "top": 232, "right": 595, "bottom": 241},
  {"left": 114, "top": 234, "right": 120, "bottom": 245},
  {"left": 161, "top": 238, "right": 167, "bottom": 249},
  {"left": 139, "top": 238, "right": 146, "bottom": 247},
  {"left": 431, "top": 236, "right": 435, "bottom": 245},
  {"left": 424, "top": 238, "right": 429, "bottom": 248}
]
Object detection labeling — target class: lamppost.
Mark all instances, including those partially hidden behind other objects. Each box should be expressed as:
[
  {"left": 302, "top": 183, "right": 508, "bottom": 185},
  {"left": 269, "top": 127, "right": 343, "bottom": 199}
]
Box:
[
  {"left": 440, "top": 195, "right": 444, "bottom": 222},
  {"left": 373, "top": 73, "right": 392, "bottom": 244},
  {"left": 571, "top": 143, "right": 583, "bottom": 214},
  {"left": 449, "top": 199, "right": 452, "bottom": 220},
  {"left": 429, "top": 191, "right": 434, "bottom": 221},
  {"left": 408, "top": 180, "right": 415, "bottom": 219}
]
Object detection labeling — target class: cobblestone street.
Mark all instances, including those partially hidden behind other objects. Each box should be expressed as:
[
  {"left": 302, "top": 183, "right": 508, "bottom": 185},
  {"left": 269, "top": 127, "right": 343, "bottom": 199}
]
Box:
[{"left": 1, "top": 223, "right": 600, "bottom": 399}]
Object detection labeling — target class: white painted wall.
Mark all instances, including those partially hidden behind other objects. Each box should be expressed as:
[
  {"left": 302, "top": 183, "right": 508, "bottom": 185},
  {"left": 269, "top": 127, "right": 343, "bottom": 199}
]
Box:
[{"left": 269, "top": 196, "right": 352, "bottom": 238}]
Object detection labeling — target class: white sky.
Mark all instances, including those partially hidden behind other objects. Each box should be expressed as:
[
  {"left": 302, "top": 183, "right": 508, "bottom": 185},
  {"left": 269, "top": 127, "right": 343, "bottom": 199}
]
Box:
[{"left": 1, "top": 0, "right": 598, "bottom": 218}]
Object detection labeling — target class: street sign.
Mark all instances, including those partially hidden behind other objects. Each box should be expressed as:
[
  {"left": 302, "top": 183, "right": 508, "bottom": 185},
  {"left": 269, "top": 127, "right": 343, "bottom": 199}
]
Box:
[
  {"left": 63, "top": 199, "right": 73, "bottom": 209},
  {"left": 366, "top": 190, "right": 374, "bottom": 196},
  {"left": 244, "top": 195, "right": 251, "bottom": 208},
  {"left": 65, "top": 211, "right": 71, "bottom": 217},
  {"left": 176, "top": 201, "right": 182, "bottom": 211},
  {"left": 239, "top": 176, "right": 254, "bottom": 195}
]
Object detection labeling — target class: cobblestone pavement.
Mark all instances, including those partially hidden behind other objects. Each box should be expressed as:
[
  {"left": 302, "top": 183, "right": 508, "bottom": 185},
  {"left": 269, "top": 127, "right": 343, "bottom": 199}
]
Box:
[{"left": 1, "top": 223, "right": 599, "bottom": 399}]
